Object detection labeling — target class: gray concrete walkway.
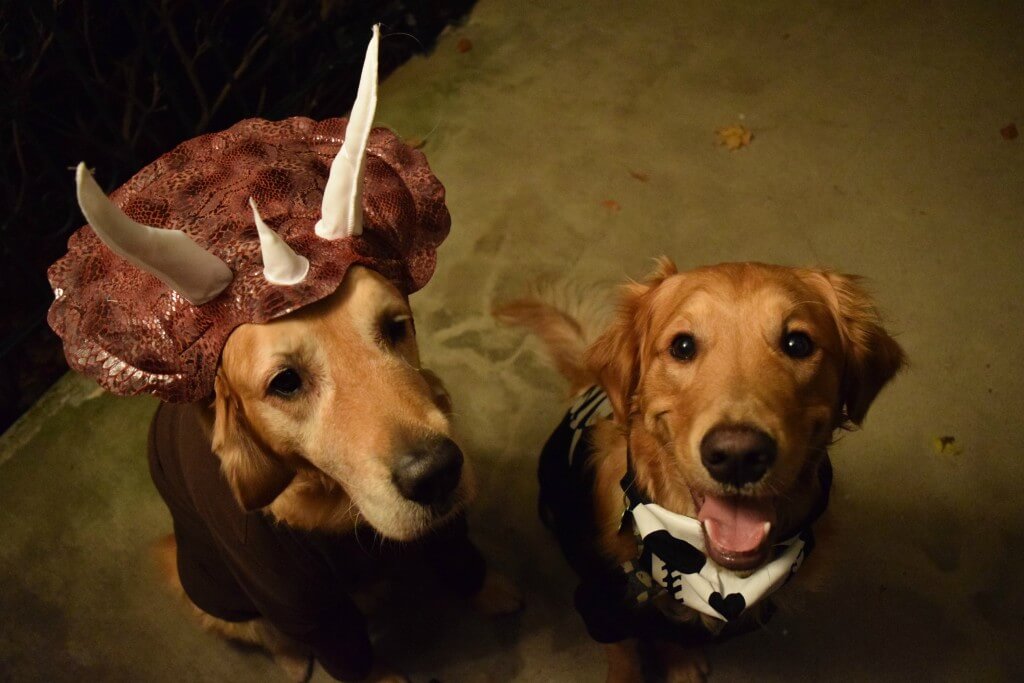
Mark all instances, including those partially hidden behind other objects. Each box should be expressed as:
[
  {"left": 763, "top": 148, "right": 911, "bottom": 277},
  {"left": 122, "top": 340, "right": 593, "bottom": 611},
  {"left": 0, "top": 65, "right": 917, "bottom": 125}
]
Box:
[{"left": 2, "top": 1, "right": 1022, "bottom": 680}]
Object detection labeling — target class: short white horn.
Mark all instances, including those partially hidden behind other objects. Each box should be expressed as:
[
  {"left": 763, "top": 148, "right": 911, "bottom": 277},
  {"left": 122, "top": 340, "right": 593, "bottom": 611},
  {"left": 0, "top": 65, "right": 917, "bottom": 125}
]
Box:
[
  {"left": 315, "top": 24, "right": 380, "bottom": 240},
  {"left": 75, "top": 162, "right": 233, "bottom": 305},
  {"left": 250, "top": 198, "right": 309, "bottom": 285}
]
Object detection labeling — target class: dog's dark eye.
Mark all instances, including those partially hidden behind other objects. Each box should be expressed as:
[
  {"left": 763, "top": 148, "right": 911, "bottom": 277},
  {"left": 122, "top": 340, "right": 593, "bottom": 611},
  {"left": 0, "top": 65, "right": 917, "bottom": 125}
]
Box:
[
  {"left": 268, "top": 369, "right": 302, "bottom": 397},
  {"left": 781, "top": 331, "right": 814, "bottom": 359},
  {"left": 670, "top": 334, "right": 697, "bottom": 361},
  {"left": 380, "top": 315, "right": 411, "bottom": 346}
]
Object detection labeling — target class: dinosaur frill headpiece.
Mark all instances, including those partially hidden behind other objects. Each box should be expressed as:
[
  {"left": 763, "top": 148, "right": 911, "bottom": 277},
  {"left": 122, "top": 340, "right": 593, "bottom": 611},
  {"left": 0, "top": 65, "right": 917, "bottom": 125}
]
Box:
[{"left": 47, "top": 26, "right": 450, "bottom": 402}]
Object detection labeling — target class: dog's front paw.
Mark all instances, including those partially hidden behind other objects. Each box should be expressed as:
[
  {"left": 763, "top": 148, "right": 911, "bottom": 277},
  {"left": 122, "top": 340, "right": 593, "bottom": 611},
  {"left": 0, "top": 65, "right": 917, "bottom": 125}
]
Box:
[
  {"left": 472, "top": 570, "right": 524, "bottom": 616},
  {"left": 344, "top": 666, "right": 409, "bottom": 683},
  {"left": 661, "top": 644, "right": 710, "bottom": 683},
  {"left": 604, "top": 641, "right": 644, "bottom": 683},
  {"left": 273, "top": 651, "right": 313, "bottom": 682},
  {"left": 366, "top": 672, "right": 409, "bottom": 683},
  {"left": 667, "top": 663, "right": 709, "bottom": 683}
]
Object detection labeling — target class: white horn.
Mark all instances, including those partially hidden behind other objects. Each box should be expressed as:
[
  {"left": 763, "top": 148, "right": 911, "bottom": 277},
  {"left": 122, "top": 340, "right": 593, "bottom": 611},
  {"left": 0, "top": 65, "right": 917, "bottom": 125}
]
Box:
[
  {"left": 250, "top": 198, "right": 309, "bottom": 285},
  {"left": 75, "top": 162, "right": 233, "bottom": 305},
  {"left": 315, "top": 24, "right": 380, "bottom": 240}
]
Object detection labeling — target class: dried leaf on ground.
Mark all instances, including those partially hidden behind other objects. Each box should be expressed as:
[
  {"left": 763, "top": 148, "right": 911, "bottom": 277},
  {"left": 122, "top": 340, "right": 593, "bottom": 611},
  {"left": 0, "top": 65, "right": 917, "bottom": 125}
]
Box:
[
  {"left": 1000, "top": 123, "right": 1018, "bottom": 140},
  {"left": 715, "top": 125, "right": 753, "bottom": 151},
  {"left": 600, "top": 199, "right": 621, "bottom": 213},
  {"left": 932, "top": 435, "right": 963, "bottom": 456},
  {"left": 628, "top": 169, "right": 650, "bottom": 182},
  {"left": 456, "top": 38, "right": 473, "bottom": 53}
]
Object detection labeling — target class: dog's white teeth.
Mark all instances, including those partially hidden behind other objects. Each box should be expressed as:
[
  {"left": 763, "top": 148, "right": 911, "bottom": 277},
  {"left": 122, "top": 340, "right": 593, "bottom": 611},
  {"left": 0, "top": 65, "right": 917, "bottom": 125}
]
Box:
[{"left": 763, "top": 522, "right": 772, "bottom": 534}]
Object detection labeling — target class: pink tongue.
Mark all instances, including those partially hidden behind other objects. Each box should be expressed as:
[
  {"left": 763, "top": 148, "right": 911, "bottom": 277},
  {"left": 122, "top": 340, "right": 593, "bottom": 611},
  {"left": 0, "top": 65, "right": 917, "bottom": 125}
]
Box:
[{"left": 698, "top": 496, "right": 775, "bottom": 554}]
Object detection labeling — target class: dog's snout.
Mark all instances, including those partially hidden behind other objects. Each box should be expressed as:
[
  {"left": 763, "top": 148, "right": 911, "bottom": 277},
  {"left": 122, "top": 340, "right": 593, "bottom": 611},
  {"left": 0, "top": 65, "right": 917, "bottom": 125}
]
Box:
[
  {"left": 700, "top": 425, "right": 777, "bottom": 487},
  {"left": 392, "top": 437, "right": 463, "bottom": 505}
]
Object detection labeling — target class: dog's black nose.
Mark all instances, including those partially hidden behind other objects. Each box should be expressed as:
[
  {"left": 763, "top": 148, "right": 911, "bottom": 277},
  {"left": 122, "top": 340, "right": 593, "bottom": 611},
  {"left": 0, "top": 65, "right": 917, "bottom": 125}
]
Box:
[
  {"left": 700, "top": 425, "right": 777, "bottom": 487},
  {"left": 392, "top": 437, "right": 463, "bottom": 505}
]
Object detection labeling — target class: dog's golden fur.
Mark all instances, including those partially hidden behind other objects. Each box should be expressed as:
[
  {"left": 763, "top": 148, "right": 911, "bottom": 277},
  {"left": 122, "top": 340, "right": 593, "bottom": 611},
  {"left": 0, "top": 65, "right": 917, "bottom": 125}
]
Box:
[
  {"left": 497, "top": 257, "right": 905, "bottom": 682},
  {"left": 155, "top": 266, "right": 520, "bottom": 682},
  {"left": 213, "top": 266, "right": 473, "bottom": 538}
]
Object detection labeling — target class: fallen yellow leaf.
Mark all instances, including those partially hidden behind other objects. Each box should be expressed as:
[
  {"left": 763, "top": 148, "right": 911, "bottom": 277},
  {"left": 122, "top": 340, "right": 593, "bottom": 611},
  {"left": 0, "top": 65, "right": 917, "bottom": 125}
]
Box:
[{"left": 715, "top": 125, "right": 753, "bottom": 151}]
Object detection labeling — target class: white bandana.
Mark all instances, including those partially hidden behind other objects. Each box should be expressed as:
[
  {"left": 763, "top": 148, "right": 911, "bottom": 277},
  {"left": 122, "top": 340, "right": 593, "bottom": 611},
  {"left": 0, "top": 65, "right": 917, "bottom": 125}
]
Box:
[{"left": 626, "top": 498, "right": 808, "bottom": 622}]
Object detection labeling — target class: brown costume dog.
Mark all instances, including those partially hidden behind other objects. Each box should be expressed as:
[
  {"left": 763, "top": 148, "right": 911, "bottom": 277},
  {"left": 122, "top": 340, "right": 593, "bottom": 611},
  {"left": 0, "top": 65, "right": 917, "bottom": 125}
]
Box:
[
  {"left": 47, "top": 27, "right": 520, "bottom": 682},
  {"left": 151, "top": 266, "right": 520, "bottom": 682},
  {"left": 498, "top": 258, "right": 905, "bottom": 682}
]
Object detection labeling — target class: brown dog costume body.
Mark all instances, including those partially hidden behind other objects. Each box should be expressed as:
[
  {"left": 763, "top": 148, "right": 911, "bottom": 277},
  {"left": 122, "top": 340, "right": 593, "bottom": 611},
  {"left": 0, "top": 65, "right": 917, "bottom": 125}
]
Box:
[
  {"left": 46, "top": 27, "right": 517, "bottom": 681},
  {"left": 148, "top": 402, "right": 484, "bottom": 680}
]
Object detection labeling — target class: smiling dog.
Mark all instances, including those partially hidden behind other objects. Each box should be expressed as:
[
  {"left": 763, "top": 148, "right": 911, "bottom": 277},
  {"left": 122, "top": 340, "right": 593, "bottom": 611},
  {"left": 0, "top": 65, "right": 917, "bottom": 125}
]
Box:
[{"left": 497, "top": 257, "right": 905, "bottom": 682}]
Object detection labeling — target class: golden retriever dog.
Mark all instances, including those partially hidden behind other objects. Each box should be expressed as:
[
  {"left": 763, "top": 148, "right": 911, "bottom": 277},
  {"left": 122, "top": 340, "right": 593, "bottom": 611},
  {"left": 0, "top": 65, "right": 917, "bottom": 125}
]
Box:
[
  {"left": 496, "top": 257, "right": 905, "bottom": 682},
  {"left": 150, "top": 265, "right": 522, "bottom": 683}
]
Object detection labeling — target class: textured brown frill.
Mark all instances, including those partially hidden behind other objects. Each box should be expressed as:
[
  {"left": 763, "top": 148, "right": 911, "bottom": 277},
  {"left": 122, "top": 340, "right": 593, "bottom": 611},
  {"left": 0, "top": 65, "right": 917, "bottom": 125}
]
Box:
[{"left": 47, "top": 117, "right": 450, "bottom": 402}]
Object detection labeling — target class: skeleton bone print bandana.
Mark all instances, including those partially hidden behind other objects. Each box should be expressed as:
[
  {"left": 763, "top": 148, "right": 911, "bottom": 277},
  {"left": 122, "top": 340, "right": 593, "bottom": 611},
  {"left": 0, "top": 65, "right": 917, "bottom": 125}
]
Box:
[
  {"left": 566, "top": 387, "right": 816, "bottom": 623},
  {"left": 624, "top": 497, "right": 810, "bottom": 622}
]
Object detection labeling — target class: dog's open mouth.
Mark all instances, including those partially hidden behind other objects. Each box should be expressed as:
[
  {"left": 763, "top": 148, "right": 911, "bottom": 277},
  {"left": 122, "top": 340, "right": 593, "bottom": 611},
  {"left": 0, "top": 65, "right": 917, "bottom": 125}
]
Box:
[{"left": 694, "top": 493, "right": 776, "bottom": 571}]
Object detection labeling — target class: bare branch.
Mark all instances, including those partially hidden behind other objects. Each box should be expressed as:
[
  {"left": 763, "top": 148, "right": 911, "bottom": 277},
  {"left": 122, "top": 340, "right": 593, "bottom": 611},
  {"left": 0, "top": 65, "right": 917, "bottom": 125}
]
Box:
[
  {"left": 121, "top": 60, "right": 138, "bottom": 141},
  {"left": 11, "top": 122, "right": 28, "bottom": 215},
  {"left": 131, "top": 74, "right": 165, "bottom": 147},
  {"left": 157, "top": 0, "right": 210, "bottom": 127},
  {"left": 207, "top": 33, "right": 269, "bottom": 126}
]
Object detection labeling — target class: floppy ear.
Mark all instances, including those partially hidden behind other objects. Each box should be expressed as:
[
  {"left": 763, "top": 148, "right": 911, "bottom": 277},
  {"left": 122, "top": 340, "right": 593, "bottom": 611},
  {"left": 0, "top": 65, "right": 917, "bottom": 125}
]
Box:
[
  {"left": 212, "top": 373, "right": 295, "bottom": 511},
  {"left": 584, "top": 257, "right": 678, "bottom": 423},
  {"left": 815, "top": 271, "right": 907, "bottom": 425}
]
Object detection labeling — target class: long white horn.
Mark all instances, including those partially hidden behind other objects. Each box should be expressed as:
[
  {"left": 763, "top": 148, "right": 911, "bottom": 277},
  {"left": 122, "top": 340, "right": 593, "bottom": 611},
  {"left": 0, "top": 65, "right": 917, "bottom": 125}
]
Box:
[
  {"left": 315, "top": 24, "right": 380, "bottom": 240},
  {"left": 250, "top": 198, "right": 309, "bottom": 285},
  {"left": 75, "top": 163, "right": 233, "bottom": 305}
]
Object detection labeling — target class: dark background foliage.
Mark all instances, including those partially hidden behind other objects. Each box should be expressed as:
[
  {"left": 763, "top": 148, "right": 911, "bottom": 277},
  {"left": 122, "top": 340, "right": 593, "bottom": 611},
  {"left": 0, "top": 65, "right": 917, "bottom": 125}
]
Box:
[{"left": 0, "top": 0, "right": 475, "bottom": 432}]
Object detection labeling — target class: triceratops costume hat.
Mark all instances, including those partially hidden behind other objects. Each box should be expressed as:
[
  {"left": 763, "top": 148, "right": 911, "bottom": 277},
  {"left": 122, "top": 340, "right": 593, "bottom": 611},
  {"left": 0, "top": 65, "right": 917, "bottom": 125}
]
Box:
[{"left": 48, "top": 26, "right": 450, "bottom": 403}]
